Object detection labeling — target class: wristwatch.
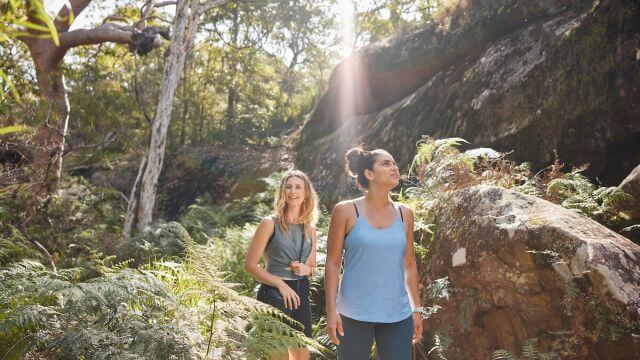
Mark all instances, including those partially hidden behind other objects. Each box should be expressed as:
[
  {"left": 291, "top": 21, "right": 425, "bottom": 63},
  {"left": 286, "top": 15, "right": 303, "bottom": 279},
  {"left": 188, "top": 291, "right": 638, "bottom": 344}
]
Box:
[{"left": 412, "top": 306, "right": 425, "bottom": 314}]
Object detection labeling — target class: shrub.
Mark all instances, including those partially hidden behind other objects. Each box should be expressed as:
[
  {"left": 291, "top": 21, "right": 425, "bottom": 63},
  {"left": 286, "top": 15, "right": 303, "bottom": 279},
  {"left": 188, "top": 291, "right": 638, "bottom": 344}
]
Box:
[{"left": 119, "top": 222, "right": 190, "bottom": 265}]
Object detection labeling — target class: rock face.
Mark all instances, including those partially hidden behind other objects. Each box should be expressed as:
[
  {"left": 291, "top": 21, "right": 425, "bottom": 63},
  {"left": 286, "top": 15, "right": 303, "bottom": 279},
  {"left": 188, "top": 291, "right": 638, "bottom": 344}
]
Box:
[
  {"left": 295, "top": 0, "right": 640, "bottom": 203},
  {"left": 419, "top": 185, "right": 640, "bottom": 359},
  {"left": 620, "top": 164, "right": 640, "bottom": 212}
]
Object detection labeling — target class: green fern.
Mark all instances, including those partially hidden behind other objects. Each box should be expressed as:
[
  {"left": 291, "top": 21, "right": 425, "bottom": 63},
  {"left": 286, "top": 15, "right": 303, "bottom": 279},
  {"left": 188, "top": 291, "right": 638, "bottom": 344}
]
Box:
[
  {"left": 546, "top": 173, "right": 634, "bottom": 227},
  {"left": 120, "top": 222, "right": 190, "bottom": 265},
  {"left": 0, "top": 225, "right": 41, "bottom": 267},
  {"left": 428, "top": 332, "right": 452, "bottom": 359},
  {"left": 492, "top": 337, "right": 558, "bottom": 359},
  {"left": 411, "top": 137, "right": 469, "bottom": 173},
  {"left": 561, "top": 280, "right": 581, "bottom": 315},
  {"left": 428, "top": 277, "right": 451, "bottom": 302},
  {"left": 521, "top": 338, "right": 540, "bottom": 359},
  {"left": 0, "top": 260, "right": 199, "bottom": 359},
  {"left": 492, "top": 349, "right": 518, "bottom": 360},
  {"left": 172, "top": 234, "right": 325, "bottom": 359}
]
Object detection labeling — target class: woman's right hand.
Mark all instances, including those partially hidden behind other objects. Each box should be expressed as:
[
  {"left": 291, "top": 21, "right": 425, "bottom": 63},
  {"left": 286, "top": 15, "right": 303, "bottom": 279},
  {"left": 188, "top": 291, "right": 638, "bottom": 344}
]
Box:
[
  {"left": 277, "top": 282, "right": 300, "bottom": 310},
  {"left": 326, "top": 311, "right": 344, "bottom": 345}
]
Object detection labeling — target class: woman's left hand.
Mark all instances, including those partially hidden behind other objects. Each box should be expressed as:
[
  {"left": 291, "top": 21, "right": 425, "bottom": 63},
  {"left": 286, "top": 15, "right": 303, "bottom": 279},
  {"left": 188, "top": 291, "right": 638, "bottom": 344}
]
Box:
[
  {"left": 289, "top": 261, "right": 311, "bottom": 276},
  {"left": 412, "top": 312, "right": 423, "bottom": 344}
]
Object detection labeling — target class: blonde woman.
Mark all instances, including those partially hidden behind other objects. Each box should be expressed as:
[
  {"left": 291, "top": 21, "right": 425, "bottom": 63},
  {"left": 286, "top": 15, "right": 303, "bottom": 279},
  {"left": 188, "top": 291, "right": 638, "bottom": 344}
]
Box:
[{"left": 245, "top": 170, "right": 319, "bottom": 360}]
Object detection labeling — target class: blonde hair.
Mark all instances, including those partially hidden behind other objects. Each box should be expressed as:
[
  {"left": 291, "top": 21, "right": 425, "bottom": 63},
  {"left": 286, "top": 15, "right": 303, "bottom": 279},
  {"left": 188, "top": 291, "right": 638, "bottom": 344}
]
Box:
[{"left": 274, "top": 170, "right": 319, "bottom": 239}]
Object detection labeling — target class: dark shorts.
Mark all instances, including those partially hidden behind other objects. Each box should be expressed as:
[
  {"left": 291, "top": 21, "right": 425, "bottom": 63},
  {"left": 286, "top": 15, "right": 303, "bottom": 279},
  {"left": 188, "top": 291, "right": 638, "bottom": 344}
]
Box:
[
  {"left": 337, "top": 314, "right": 413, "bottom": 360},
  {"left": 257, "top": 278, "right": 312, "bottom": 337}
]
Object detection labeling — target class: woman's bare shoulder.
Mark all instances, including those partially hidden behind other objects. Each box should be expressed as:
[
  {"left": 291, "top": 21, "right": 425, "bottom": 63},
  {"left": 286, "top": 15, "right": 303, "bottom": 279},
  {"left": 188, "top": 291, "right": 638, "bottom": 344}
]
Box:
[
  {"left": 397, "top": 203, "right": 414, "bottom": 215},
  {"left": 332, "top": 198, "right": 361, "bottom": 213},
  {"left": 258, "top": 215, "right": 276, "bottom": 227}
]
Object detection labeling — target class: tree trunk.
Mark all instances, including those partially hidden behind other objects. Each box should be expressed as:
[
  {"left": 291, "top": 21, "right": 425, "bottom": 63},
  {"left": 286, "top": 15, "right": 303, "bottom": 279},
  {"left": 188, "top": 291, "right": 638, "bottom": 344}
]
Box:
[
  {"left": 179, "top": 54, "right": 192, "bottom": 145},
  {"left": 225, "top": 86, "right": 236, "bottom": 131},
  {"left": 23, "top": 42, "right": 71, "bottom": 204},
  {"left": 225, "top": 4, "right": 239, "bottom": 133},
  {"left": 21, "top": 45, "right": 70, "bottom": 272},
  {"left": 130, "top": 0, "right": 199, "bottom": 234},
  {"left": 122, "top": 149, "right": 147, "bottom": 241},
  {"left": 194, "top": 103, "right": 204, "bottom": 145}
]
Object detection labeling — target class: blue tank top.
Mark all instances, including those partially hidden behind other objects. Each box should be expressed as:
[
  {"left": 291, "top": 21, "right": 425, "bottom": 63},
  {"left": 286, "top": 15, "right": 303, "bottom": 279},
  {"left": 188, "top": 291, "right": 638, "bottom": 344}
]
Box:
[{"left": 337, "top": 201, "right": 412, "bottom": 323}]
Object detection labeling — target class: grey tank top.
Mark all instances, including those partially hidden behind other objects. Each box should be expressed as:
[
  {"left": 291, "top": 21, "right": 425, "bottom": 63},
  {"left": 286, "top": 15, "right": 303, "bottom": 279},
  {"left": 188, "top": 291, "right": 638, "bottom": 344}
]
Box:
[{"left": 264, "top": 217, "right": 312, "bottom": 279}]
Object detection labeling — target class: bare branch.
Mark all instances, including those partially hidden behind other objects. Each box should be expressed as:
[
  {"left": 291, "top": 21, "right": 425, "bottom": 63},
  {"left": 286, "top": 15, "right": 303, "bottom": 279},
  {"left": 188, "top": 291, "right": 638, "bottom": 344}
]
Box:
[
  {"left": 54, "top": 0, "right": 94, "bottom": 33},
  {"left": 103, "top": 15, "right": 131, "bottom": 24},
  {"left": 135, "top": 0, "right": 157, "bottom": 30},
  {"left": 155, "top": 1, "right": 177, "bottom": 7},
  {"left": 197, "top": 0, "right": 238, "bottom": 16},
  {"left": 63, "top": 132, "right": 116, "bottom": 156},
  {"left": 58, "top": 23, "right": 137, "bottom": 50}
]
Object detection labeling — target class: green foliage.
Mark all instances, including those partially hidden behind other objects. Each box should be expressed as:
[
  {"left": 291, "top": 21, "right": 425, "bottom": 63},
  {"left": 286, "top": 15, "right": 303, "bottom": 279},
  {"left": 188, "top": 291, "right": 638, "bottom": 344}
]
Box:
[
  {"left": 1, "top": 0, "right": 63, "bottom": 103},
  {"left": 179, "top": 173, "right": 277, "bottom": 244},
  {"left": 405, "top": 137, "right": 637, "bottom": 235},
  {"left": 0, "top": 233, "right": 326, "bottom": 359},
  {"left": 0, "top": 176, "right": 125, "bottom": 268},
  {"left": 204, "top": 225, "right": 257, "bottom": 294},
  {"left": 561, "top": 280, "right": 582, "bottom": 316},
  {"left": 492, "top": 349, "right": 518, "bottom": 360},
  {"left": 0, "top": 258, "right": 199, "bottom": 359},
  {"left": 428, "top": 332, "right": 453, "bottom": 360},
  {"left": 410, "top": 137, "right": 470, "bottom": 175},
  {"left": 0, "top": 225, "right": 41, "bottom": 266},
  {"left": 492, "top": 338, "right": 557, "bottom": 360},
  {"left": 179, "top": 235, "right": 325, "bottom": 359},
  {"left": 409, "top": 136, "right": 474, "bottom": 190},
  {"left": 427, "top": 277, "right": 451, "bottom": 303},
  {"left": 546, "top": 173, "right": 635, "bottom": 227},
  {"left": 64, "top": 44, "right": 149, "bottom": 166},
  {"left": 416, "top": 276, "right": 452, "bottom": 326},
  {"left": 120, "top": 222, "right": 190, "bottom": 265},
  {"left": 180, "top": 194, "right": 271, "bottom": 245},
  {"left": 350, "top": 0, "right": 437, "bottom": 47}
]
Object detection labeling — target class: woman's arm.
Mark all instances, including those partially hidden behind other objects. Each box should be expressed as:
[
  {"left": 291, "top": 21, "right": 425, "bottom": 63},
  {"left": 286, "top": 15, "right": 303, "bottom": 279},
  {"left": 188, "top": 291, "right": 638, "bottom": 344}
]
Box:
[
  {"left": 402, "top": 206, "right": 424, "bottom": 344},
  {"left": 244, "top": 217, "right": 300, "bottom": 309},
  {"left": 325, "top": 203, "right": 349, "bottom": 344}
]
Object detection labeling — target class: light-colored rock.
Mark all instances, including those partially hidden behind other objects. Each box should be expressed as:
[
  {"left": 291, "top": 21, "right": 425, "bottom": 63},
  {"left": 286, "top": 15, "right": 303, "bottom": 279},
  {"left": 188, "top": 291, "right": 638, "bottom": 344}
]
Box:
[{"left": 452, "top": 248, "right": 466, "bottom": 267}]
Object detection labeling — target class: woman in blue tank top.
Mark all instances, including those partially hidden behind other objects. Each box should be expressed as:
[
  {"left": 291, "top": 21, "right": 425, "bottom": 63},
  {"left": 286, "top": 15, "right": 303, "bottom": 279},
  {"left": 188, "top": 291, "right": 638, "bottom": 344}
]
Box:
[
  {"left": 325, "top": 147, "right": 424, "bottom": 359},
  {"left": 245, "top": 170, "right": 319, "bottom": 360}
]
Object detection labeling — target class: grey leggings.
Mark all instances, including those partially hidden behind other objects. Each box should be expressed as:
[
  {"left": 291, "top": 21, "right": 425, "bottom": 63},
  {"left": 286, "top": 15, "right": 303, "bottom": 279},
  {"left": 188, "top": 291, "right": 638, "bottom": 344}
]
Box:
[{"left": 337, "top": 314, "right": 413, "bottom": 360}]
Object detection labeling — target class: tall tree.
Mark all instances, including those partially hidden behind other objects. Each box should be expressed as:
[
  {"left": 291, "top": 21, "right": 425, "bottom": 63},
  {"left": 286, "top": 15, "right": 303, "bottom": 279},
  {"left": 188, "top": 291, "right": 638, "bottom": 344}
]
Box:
[
  {"left": 1, "top": 0, "right": 169, "bottom": 270},
  {"left": 14, "top": 0, "right": 170, "bottom": 214},
  {"left": 123, "top": 0, "right": 236, "bottom": 239}
]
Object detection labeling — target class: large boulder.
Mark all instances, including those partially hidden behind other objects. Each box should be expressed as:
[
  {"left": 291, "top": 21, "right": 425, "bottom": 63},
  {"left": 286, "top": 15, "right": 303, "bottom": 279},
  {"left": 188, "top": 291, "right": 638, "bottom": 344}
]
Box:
[
  {"left": 295, "top": 0, "right": 640, "bottom": 203},
  {"left": 419, "top": 185, "right": 640, "bottom": 359}
]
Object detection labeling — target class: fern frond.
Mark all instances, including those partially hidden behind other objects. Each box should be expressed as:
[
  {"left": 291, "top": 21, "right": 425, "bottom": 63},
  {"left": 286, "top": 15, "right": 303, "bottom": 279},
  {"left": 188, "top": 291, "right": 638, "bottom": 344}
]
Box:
[
  {"left": 427, "top": 333, "right": 452, "bottom": 360},
  {"left": 428, "top": 277, "right": 451, "bottom": 302},
  {"left": 492, "top": 349, "right": 518, "bottom": 360},
  {"left": 0, "top": 304, "right": 60, "bottom": 333},
  {"left": 521, "top": 337, "right": 540, "bottom": 359},
  {"left": 562, "top": 280, "right": 581, "bottom": 315}
]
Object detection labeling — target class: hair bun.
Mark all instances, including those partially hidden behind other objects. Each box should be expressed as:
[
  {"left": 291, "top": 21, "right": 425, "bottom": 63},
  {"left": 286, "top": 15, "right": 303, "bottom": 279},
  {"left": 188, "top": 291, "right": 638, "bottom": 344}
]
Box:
[{"left": 345, "top": 147, "right": 365, "bottom": 178}]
